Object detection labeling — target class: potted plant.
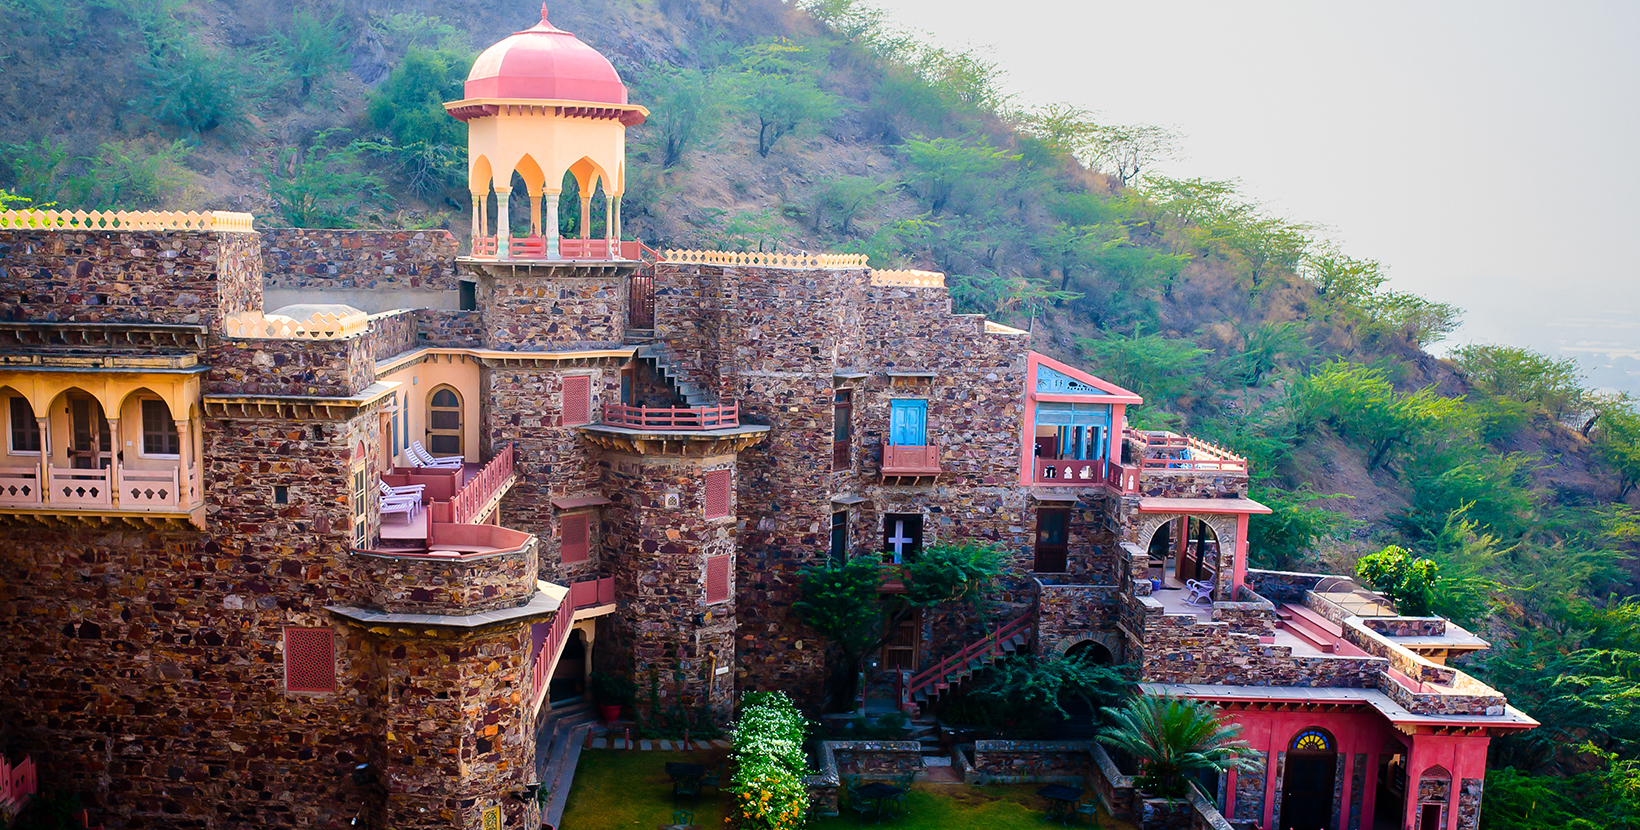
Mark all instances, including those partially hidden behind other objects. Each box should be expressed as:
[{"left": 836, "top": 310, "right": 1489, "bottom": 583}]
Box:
[
  {"left": 1097, "top": 694, "right": 1253, "bottom": 801},
  {"left": 588, "top": 671, "right": 634, "bottom": 722}
]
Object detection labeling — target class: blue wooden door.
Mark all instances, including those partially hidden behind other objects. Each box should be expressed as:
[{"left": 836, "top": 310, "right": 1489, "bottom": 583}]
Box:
[{"left": 889, "top": 400, "right": 927, "bottom": 446}]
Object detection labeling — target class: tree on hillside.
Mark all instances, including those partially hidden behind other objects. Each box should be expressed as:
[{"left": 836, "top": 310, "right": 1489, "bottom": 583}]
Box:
[
  {"left": 267, "top": 10, "right": 348, "bottom": 99},
  {"left": 1080, "top": 329, "right": 1212, "bottom": 407},
  {"left": 1295, "top": 361, "right": 1469, "bottom": 470},
  {"left": 1084, "top": 123, "right": 1180, "bottom": 187},
  {"left": 1451, "top": 345, "right": 1588, "bottom": 422},
  {"left": 366, "top": 47, "right": 470, "bottom": 196},
  {"left": 1247, "top": 485, "right": 1354, "bottom": 571},
  {"left": 1361, "top": 291, "right": 1462, "bottom": 348},
  {"left": 1214, "top": 210, "right": 1313, "bottom": 289},
  {"left": 640, "top": 69, "right": 724, "bottom": 168},
  {"left": 737, "top": 72, "right": 837, "bottom": 157},
  {"left": 898, "top": 135, "right": 1017, "bottom": 213},
  {"left": 267, "top": 131, "right": 385, "bottom": 228},
  {"left": 1588, "top": 394, "right": 1640, "bottom": 499},
  {"left": 1301, "top": 245, "right": 1387, "bottom": 307},
  {"left": 809, "top": 175, "right": 889, "bottom": 234}
]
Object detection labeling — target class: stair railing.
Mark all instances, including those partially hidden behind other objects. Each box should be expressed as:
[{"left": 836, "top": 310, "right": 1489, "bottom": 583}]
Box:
[{"left": 904, "top": 608, "right": 1036, "bottom": 703}]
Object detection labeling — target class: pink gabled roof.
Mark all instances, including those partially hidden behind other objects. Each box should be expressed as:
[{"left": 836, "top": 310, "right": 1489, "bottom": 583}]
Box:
[
  {"left": 1028, "top": 351, "right": 1144, "bottom": 404},
  {"left": 464, "top": 6, "right": 629, "bottom": 105}
]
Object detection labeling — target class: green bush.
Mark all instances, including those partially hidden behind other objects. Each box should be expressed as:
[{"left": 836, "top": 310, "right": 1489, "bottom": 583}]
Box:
[
  {"left": 1355, "top": 545, "right": 1439, "bottom": 616},
  {"left": 366, "top": 47, "right": 471, "bottom": 196},
  {"left": 729, "top": 691, "right": 809, "bottom": 830}
]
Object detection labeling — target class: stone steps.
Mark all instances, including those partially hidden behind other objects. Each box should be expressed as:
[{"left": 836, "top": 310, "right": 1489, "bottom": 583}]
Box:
[
  {"left": 635, "top": 345, "right": 714, "bottom": 407},
  {"left": 536, "top": 701, "right": 601, "bottom": 828},
  {"left": 1279, "top": 604, "right": 1343, "bottom": 654}
]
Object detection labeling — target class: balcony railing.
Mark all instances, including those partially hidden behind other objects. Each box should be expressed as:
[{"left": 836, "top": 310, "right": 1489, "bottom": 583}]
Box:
[
  {"left": 881, "top": 440, "right": 941, "bottom": 481},
  {"left": 468, "top": 236, "right": 651, "bottom": 262},
  {"left": 531, "top": 576, "right": 617, "bottom": 714},
  {"left": 1126, "top": 429, "right": 1248, "bottom": 473},
  {"left": 450, "top": 443, "right": 515, "bottom": 525},
  {"left": 604, "top": 402, "right": 739, "bottom": 430},
  {"left": 1032, "top": 458, "right": 1106, "bottom": 485},
  {"left": 0, "top": 463, "right": 196, "bottom": 511}
]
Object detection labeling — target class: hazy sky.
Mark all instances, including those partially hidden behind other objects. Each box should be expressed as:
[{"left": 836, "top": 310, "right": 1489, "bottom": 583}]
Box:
[{"left": 876, "top": 0, "right": 1640, "bottom": 389}]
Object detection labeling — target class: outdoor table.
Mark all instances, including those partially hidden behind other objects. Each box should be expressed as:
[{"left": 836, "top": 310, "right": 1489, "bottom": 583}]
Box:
[
  {"left": 666, "top": 762, "right": 707, "bottom": 803},
  {"left": 857, "top": 781, "right": 906, "bottom": 823},
  {"left": 1036, "top": 784, "right": 1084, "bottom": 826}
]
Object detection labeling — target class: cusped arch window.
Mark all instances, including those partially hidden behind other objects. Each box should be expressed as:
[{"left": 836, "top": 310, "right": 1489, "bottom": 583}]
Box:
[{"left": 427, "top": 386, "right": 463, "bottom": 457}]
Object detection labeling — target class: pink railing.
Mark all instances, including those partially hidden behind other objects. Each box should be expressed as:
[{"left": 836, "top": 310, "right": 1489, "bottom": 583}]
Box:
[
  {"left": 450, "top": 444, "right": 515, "bottom": 525},
  {"left": 1107, "top": 460, "right": 1140, "bottom": 493},
  {"left": 0, "top": 755, "right": 36, "bottom": 814},
  {"left": 1032, "top": 458, "right": 1106, "bottom": 485},
  {"left": 905, "top": 610, "right": 1034, "bottom": 703},
  {"left": 530, "top": 576, "right": 616, "bottom": 713},
  {"left": 882, "top": 441, "right": 941, "bottom": 476},
  {"left": 569, "top": 576, "right": 616, "bottom": 609},
  {"left": 469, "top": 236, "right": 653, "bottom": 262},
  {"left": 1125, "top": 429, "right": 1248, "bottom": 473},
  {"left": 604, "top": 402, "right": 739, "bottom": 430}
]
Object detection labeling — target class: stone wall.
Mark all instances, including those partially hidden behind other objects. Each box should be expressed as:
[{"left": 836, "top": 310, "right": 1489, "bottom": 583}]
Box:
[
  {"left": 1129, "top": 595, "right": 1386, "bottom": 687},
  {"left": 416, "top": 309, "right": 486, "bottom": 349},
  {"left": 209, "top": 332, "right": 376, "bottom": 397},
  {"left": 1245, "top": 569, "right": 1327, "bottom": 603},
  {"left": 1090, "top": 743, "right": 1138, "bottom": 817},
  {"left": 262, "top": 228, "right": 460, "bottom": 290},
  {"left": 0, "top": 228, "right": 262, "bottom": 339},
  {"left": 351, "top": 545, "right": 538, "bottom": 615},
  {"left": 1360, "top": 617, "right": 1448, "bottom": 637},
  {"left": 970, "top": 740, "right": 1093, "bottom": 785},
  {"left": 599, "top": 450, "right": 738, "bottom": 722},
  {"left": 370, "top": 309, "right": 421, "bottom": 361},
  {"left": 472, "top": 268, "right": 629, "bottom": 351},
  {"left": 1036, "top": 580, "right": 1121, "bottom": 656}
]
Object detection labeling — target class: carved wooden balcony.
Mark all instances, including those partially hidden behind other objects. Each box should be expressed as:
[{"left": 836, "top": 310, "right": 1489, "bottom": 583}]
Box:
[{"left": 881, "top": 440, "right": 940, "bottom": 484}]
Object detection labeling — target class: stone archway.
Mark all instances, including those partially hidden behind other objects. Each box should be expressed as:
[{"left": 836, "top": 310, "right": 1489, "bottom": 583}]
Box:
[
  {"left": 1130, "top": 512, "right": 1238, "bottom": 599},
  {"left": 1054, "top": 632, "right": 1122, "bottom": 664}
]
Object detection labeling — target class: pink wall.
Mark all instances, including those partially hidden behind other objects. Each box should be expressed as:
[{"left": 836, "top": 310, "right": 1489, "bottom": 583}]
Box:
[{"left": 1404, "top": 733, "right": 1490, "bottom": 830}]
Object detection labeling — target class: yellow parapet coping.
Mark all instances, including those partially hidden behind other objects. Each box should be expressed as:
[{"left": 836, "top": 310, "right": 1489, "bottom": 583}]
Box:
[
  {"left": 984, "top": 320, "right": 1029, "bottom": 336},
  {"left": 223, "top": 309, "right": 371, "bottom": 340},
  {"left": 0, "top": 209, "right": 256, "bottom": 233},
  {"left": 870, "top": 269, "right": 946, "bottom": 288},
  {"left": 661, "top": 249, "right": 870, "bottom": 269}
]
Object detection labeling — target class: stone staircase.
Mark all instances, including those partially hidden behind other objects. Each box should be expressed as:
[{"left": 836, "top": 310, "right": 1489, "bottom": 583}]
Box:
[
  {"left": 635, "top": 344, "right": 714, "bottom": 407},
  {"left": 904, "top": 612, "right": 1035, "bottom": 712},
  {"left": 534, "top": 700, "right": 601, "bottom": 829}
]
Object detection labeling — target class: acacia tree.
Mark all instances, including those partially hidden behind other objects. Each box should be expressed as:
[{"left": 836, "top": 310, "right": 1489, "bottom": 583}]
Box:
[
  {"left": 1589, "top": 394, "right": 1640, "bottom": 499},
  {"left": 796, "top": 540, "right": 1005, "bottom": 711},
  {"left": 898, "top": 135, "right": 1017, "bottom": 213},
  {"left": 643, "top": 68, "right": 723, "bottom": 169}
]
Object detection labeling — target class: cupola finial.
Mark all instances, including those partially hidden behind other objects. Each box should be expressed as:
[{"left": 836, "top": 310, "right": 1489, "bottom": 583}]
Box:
[{"left": 541, "top": 3, "right": 550, "bottom": 24}]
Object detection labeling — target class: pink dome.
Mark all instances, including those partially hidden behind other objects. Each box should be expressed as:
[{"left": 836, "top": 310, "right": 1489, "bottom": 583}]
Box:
[{"left": 464, "top": 6, "right": 628, "bottom": 104}]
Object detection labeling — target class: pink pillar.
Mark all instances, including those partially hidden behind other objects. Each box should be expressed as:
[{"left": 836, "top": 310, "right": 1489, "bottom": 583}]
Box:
[{"left": 1233, "top": 512, "right": 1250, "bottom": 597}]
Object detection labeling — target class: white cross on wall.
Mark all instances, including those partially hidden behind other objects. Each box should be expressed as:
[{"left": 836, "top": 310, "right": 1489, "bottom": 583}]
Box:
[{"left": 887, "top": 520, "right": 913, "bottom": 564}]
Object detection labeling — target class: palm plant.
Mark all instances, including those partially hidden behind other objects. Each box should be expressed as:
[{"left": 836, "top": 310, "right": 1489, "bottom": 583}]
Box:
[{"left": 1097, "top": 695, "right": 1253, "bottom": 798}]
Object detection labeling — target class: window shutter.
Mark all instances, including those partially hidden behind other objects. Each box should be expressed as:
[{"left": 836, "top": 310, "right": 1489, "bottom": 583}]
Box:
[
  {"left": 705, "top": 555, "right": 731, "bottom": 604},
  {"left": 563, "top": 376, "right": 592, "bottom": 426},
  {"left": 703, "top": 469, "right": 731, "bottom": 519},
  {"left": 561, "top": 514, "right": 589, "bottom": 563},
  {"left": 285, "top": 627, "right": 336, "bottom": 693}
]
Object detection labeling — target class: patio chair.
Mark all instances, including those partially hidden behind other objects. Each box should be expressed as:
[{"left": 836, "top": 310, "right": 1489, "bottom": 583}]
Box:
[
  {"left": 700, "top": 761, "right": 726, "bottom": 793},
  {"left": 379, "top": 481, "right": 424, "bottom": 498},
  {"left": 409, "top": 441, "right": 464, "bottom": 468},
  {"left": 1074, "top": 797, "right": 1099, "bottom": 826},
  {"left": 1185, "top": 579, "right": 1214, "bottom": 607},
  {"left": 672, "top": 775, "right": 700, "bottom": 807},
  {"left": 844, "top": 779, "right": 873, "bottom": 827}
]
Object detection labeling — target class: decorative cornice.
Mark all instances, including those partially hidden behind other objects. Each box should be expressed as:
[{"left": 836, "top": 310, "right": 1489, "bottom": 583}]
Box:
[
  {"left": 203, "top": 382, "right": 399, "bottom": 420},
  {"left": 579, "top": 423, "right": 770, "bottom": 456}
]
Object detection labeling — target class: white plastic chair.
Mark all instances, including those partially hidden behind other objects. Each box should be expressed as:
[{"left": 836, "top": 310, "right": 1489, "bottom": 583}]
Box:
[
  {"left": 379, "top": 490, "right": 421, "bottom": 521},
  {"left": 380, "top": 480, "right": 424, "bottom": 498},
  {"left": 409, "top": 441, "right": 463, "bottom": 468},
  {"left": 1185, "top": 579, "right": 1214, "bottom": 607}
]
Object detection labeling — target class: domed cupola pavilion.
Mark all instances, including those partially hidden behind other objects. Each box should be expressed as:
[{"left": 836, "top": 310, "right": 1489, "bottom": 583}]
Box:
[{"left": 446, "top": 5, "right": 647, "bottom": 261}]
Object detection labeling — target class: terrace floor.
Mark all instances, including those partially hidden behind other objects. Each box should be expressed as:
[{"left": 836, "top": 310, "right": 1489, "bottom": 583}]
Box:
[{"left": 1149, "top": 572, "right": 1324, "bottom": 657}]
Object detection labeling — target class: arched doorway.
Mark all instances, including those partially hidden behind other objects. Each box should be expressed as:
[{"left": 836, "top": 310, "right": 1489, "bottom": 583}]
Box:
[
  {"left": 1139, "top": 516, "right": 1222, "bottom": 595},
  {"left": 1281, "top": 729, "right": 1338, "bottom": 830},
  {"left": 426, "top": 386, "right": 463, "bottom": 457},
  {"left": 549, "top": 629, "right": 588, "bottom": 705}
]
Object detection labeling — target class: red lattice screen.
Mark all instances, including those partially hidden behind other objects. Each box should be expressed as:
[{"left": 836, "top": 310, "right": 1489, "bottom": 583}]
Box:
[
  {"left": 705, "top": 555, "right": 731, "bottom": 604},
  {"left": 703, "top": 469, "right": 730, "bottom": 519},
  {"left": 563, "top": 376, "right": 591, "bottom": 426},
  {"left": 284, "top": 627, "right": 335, "bottom": 693},
  {"left": 561, "top": 513, "right": 589, "bottom": 563}
]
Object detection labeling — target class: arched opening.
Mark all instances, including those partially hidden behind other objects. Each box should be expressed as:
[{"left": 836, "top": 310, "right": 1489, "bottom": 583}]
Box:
[
  {"left": 426, "top": 386, "right": 463, "bottom": 457},
  {"left": 2, "top": 387, "right": 40, "bottom": 456},
  {"left": 119, "top": 390, "right": 179, "bottom": 459},
  {"left": 1413, "top": 765, "right": 1451, "bottom": 830},
  {"left": 1065, "top": 639, "right": 1114, "bottom": 666},
  {"left": 47, "top": 388, "right": 110, "bottom": 470},
  {"left": 1280, "top": 728, "right": 1338, "bottom": 829},
  {"left": 1141, "top": 516, "right": 1221, "bottom": 598}
]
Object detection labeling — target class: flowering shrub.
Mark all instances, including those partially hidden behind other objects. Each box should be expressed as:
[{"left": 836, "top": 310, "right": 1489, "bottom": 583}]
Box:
[{"left": 727, "top": 692, "right": 810, "bottom": 830}]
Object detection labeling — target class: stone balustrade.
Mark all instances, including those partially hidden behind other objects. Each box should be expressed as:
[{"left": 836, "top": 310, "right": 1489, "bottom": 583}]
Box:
[{"left": 352, "top": 525, "right": 537, "bottom": 614}]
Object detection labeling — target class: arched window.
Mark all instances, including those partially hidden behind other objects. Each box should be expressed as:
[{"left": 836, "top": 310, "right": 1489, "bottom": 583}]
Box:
[
  {"left": 7, "top": 395, "right": 39, "bottom": 454},
  {"left": 427, "top": 386, "right": 463, "bottom": 456},
  {"left": 1291, "top": 729, "right": 1333, "bottom": 753}
]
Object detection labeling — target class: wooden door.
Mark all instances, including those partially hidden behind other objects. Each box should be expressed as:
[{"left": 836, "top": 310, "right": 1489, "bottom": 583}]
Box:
[
  {"left": 888, "top": 400, "right": 927, "bottom": 447},
  {"left": 427, "top": 387, "right": 463, "bottom": 456},
  {"left": 881, "top": 609, "right": 921, "bottom": 672},
  {"left": 69, "top": 396, "right": 110, "bottom": 469},
  {"left": 1034, "top": 507, "right": 1070, "bottom": 573}
]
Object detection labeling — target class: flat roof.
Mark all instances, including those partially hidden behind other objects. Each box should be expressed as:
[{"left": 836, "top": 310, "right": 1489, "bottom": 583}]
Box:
[
  {"left": 1137, "top": 497, "right": 1272, "bottom": 515},
  {"left": 1141, "top": 682, "right": 1538, "bottom": 732}
]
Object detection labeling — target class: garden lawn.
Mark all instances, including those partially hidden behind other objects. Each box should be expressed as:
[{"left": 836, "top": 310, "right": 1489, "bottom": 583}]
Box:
[{"left": 561, "top": 749, "right": 1138, "bottom": 830}]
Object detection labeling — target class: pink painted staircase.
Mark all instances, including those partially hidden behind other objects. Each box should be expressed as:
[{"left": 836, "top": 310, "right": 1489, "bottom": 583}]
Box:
[
  {"left": 900, "top": 610, "right": 1035, "bottom": 713},
  {"left": 1277, "top": 603, "right": 1369, "bottom": 657}
]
